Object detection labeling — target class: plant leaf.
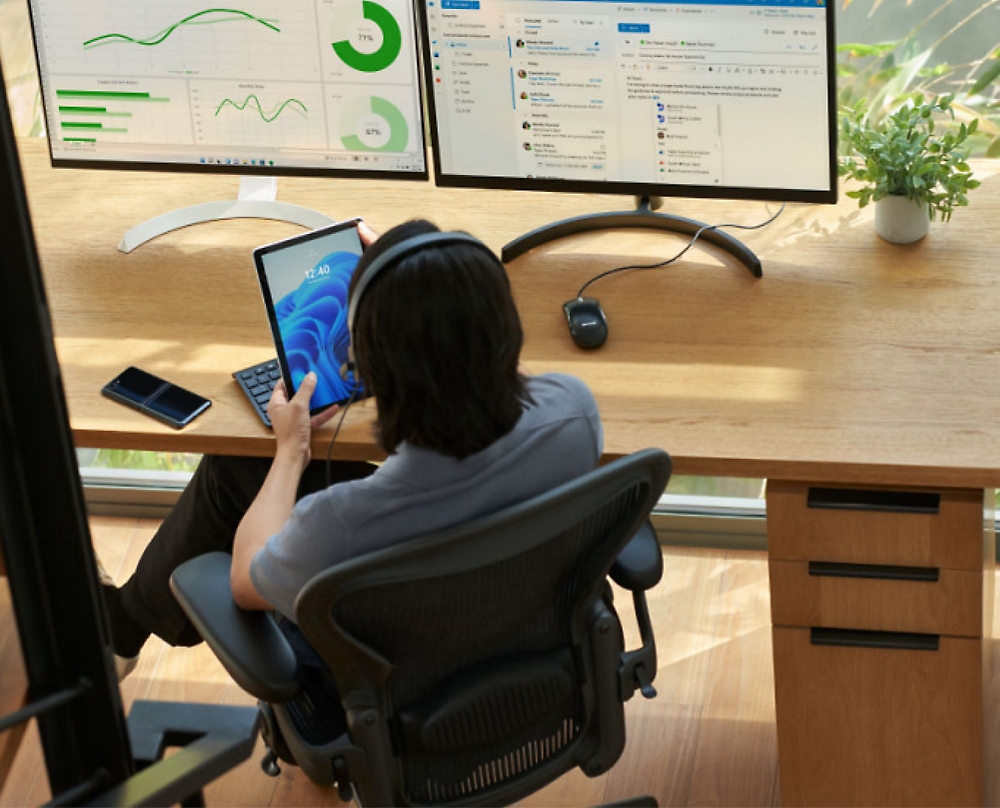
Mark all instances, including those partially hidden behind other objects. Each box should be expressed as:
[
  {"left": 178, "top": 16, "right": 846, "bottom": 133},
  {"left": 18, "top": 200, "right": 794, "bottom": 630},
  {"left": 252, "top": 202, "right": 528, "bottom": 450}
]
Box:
[
  {"left": 837, "top": 41, "right": 898, "bottom": 58},
  {"left": 969, "top": 58, "right": 1000, "bottom": 97},
  {"left": 870, "top": 49, "right": 931, "bottom": 113}
]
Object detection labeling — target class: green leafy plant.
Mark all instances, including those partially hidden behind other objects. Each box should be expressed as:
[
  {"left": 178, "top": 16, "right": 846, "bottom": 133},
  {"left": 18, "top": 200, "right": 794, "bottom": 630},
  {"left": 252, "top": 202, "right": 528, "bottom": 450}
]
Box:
[{"left": 839, "top": 94, "right": 982, "bottom": 221}]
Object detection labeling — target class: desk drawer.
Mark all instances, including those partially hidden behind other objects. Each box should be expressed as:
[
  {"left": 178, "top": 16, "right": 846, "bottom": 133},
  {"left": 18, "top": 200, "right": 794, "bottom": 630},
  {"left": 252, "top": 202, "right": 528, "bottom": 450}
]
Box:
[
  {"left": 773, "top": 626, "right": 984, "bottom": 807},
  {"left": 769, "top": 559, "right": 982, "bottom": 637},
  {"left": 767, "top": 481, "right": 984, "bottom": 569}
]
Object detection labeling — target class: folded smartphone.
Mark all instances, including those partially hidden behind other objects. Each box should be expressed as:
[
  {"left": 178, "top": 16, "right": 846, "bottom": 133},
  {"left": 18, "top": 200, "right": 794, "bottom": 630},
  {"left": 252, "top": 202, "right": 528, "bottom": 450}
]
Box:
[{"left": 102, "top": 366, "right": 211, "bottom": 429}]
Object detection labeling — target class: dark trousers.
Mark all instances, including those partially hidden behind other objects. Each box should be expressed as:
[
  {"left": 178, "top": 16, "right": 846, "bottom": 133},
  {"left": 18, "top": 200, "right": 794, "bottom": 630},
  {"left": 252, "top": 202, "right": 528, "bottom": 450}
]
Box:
[{"left": 119, "top": 454, "right": 376, "bottom": 647}]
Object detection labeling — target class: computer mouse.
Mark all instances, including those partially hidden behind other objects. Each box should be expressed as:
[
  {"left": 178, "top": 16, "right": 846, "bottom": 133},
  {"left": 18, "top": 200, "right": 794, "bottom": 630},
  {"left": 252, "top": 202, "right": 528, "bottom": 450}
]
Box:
[{"left": 562, "top": 297, "right": 609, "bottom": 349}]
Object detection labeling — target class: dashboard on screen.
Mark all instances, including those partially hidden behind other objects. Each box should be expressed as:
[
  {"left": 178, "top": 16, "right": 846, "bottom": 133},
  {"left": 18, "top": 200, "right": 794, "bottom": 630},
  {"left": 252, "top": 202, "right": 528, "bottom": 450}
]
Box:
[
  {"left": 421, "top": 0, "right": 836, "bottom": 201},
  {"left": 28, "top": 0, "right": 427, "bottom": 177}
]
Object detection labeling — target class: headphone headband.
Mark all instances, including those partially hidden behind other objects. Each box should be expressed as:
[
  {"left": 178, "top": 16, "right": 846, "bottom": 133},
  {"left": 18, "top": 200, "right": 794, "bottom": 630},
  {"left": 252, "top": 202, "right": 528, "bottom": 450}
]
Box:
[
  {"left": 341, "top": 230, "right": 499, "bottom": 380},
  {"left": 346, "top": 231, "right": 495, "bottom": 335}
]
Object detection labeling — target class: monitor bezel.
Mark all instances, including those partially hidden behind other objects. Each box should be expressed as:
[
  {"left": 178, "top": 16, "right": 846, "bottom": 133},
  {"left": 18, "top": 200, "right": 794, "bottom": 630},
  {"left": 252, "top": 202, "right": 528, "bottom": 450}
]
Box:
[
  {"left": 417, "top": 0, "right": 838, "bottom": 204},
  {"left": 26, "top": 0, "right": 431, "bottom": 182}
]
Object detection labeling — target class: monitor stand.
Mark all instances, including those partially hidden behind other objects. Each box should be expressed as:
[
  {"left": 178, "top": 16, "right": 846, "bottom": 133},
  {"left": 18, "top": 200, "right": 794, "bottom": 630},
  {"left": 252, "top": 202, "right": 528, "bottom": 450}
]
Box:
[
  {"left": 117, "top": 176, "right": 335, "bottom": 253},
  {"left": 500, "top": 196, "right": 763, "bottom": 278}
]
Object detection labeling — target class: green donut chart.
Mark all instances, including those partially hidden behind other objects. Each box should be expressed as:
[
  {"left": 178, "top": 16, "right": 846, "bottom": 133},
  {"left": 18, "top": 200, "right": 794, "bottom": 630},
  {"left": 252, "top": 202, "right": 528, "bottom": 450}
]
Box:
[
  {"left": 332, "top": 1, "right": 402, "bottom": 73},
  {"left": 340, "top": 96, "right": 409, "bottom": 152}
]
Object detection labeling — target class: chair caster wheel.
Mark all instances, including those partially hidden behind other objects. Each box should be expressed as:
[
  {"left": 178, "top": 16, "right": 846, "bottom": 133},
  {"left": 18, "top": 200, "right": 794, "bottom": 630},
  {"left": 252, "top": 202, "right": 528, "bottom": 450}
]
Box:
[{"left": 261, "top": 749, "right": 281, "bottom": 777}]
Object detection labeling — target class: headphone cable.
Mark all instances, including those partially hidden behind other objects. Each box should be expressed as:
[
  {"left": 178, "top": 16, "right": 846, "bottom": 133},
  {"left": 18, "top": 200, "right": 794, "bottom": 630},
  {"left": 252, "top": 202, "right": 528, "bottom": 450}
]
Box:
[
  {"left": 325, "top": 385, "right": 359, "bottom": 489},
  {"left": 575, "top": 202, "right": 786, "bottom": 299}
]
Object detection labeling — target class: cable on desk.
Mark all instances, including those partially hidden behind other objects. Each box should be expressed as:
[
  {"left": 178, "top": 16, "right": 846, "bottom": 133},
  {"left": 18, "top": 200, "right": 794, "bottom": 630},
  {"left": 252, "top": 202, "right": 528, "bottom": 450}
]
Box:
[{"left": 575, "top": 203, "right": 787, "bottom": 299}]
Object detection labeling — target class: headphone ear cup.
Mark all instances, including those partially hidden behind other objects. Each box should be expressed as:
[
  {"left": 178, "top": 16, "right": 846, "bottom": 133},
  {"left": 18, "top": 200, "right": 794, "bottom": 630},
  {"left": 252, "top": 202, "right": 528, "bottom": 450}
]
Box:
[{"left": 340, "top": 342, "right": 356, "bottom": 382}]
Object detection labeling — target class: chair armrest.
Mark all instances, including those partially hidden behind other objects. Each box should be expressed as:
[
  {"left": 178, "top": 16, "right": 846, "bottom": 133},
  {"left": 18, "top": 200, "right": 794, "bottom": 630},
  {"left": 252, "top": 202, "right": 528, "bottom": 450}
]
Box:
[
  {"left": 609, "top": 520, "right": 662, "bottom": 591},
  {"left": 169, "top": 552, "right": 302, "bottom": 703},
  {"left": 611, "top": 522, "right": 661, "bottom": 700}
]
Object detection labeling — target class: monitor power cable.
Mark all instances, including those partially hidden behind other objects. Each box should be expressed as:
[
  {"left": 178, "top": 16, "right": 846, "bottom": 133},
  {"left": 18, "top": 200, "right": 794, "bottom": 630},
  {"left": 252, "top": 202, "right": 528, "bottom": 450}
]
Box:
[{"left": 575, "top": 202, "right": 787, "bottom": 299}]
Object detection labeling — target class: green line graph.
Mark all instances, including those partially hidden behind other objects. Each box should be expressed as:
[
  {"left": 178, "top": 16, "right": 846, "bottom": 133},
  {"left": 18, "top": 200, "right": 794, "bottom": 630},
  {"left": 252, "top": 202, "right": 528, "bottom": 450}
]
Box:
[
  {"left": 82, "top": 8, "right": 280, "bottom": 49},
  {"left": 214, "top": 94, "right": 307, "bottom": 122}
]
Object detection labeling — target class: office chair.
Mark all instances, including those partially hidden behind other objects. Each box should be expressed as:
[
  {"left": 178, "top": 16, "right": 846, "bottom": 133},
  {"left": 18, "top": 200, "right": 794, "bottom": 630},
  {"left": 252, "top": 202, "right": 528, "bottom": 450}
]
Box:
[{"left": 170, "top": 447, "right": 671, "bottom": 806}]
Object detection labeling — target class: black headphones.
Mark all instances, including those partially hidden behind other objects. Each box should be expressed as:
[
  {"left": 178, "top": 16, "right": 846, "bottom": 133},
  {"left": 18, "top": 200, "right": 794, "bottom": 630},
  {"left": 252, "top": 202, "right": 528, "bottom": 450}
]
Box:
[{"left": 341, "top": 231, "right": 499, "bottom": 380}]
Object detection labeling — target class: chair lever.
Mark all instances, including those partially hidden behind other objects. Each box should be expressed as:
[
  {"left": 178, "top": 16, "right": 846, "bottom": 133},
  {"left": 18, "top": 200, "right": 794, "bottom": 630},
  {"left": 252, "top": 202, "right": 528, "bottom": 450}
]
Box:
[
  {"left": 333, "top": 757, "right": 353, "bottom": 803},
  {"left": 634, "top": 664, "right": 657, "bottom": 700},
  {"left": 261, "top": 749, "right": 281, "bottom": 777}
]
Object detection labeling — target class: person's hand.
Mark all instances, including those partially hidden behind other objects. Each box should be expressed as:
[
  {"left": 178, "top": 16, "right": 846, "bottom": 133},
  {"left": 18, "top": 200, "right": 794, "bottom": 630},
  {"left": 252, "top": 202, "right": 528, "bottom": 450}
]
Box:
[
  {"left": 357, "top": 219, "right": 380, "bottom": 249},
  {"left": 267, "top": 374, "right": 339, "bottom": 470}
]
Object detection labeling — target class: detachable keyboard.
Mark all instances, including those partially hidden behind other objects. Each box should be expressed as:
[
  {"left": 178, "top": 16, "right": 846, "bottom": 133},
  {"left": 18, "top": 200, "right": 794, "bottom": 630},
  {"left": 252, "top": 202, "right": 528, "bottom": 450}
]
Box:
[{"left": 233, "top": 359, "right": 281, "bottom": 427}]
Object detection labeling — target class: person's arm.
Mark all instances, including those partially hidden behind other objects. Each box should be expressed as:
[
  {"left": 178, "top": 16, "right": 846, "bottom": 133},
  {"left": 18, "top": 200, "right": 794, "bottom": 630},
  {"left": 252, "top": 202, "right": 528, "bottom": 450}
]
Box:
[
  {"left": 230, "top": 373, "right": 337, "bottom": 610},
  {"left": 231, "top": 222, "right": 379, "bottom": 609}
]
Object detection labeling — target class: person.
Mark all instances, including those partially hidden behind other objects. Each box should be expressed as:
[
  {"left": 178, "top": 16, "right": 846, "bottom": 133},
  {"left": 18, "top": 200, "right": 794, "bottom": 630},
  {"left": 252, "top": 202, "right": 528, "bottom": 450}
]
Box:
[{"left": 98, "top": 218, "right": 603, "bottom": 683}]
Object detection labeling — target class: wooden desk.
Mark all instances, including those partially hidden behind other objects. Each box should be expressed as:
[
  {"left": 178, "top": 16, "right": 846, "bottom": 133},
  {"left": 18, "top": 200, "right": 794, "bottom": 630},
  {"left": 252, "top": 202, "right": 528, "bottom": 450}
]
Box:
[{"left": 17, "top": 138, "right": 1000, "bottom": 805}]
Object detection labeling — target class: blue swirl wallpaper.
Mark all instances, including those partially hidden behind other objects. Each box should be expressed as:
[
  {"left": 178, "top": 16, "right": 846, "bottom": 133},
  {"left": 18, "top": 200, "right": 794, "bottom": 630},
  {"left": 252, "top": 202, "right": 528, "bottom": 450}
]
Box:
[{"left": 274, "top": 250, "right": 361, "bottom": 409}]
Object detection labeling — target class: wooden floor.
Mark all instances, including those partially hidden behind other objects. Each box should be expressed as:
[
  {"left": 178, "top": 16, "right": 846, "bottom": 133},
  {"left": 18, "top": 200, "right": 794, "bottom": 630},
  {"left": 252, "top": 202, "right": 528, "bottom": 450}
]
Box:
[{"left": 0, "top": 515, "right": 780, "bottom": 808}]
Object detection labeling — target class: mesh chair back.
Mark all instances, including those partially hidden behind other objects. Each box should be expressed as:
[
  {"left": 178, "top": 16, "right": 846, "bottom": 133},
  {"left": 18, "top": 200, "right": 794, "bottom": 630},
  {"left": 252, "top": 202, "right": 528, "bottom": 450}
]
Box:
[{"left": 295, "top": 448, "right": 670, "bottom": 804}]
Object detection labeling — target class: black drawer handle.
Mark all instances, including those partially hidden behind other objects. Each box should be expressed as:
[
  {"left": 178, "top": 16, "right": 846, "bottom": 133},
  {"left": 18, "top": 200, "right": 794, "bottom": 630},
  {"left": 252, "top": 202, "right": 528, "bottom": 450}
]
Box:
[
  {"left": 810, "top": 627, "right": 939, "bottom": 651},
  {"left": 807, "top": 487, "right": 940, "bottom": 514},
  {"left": 808, "top": 561, "right": 939, "bottom": 582}
]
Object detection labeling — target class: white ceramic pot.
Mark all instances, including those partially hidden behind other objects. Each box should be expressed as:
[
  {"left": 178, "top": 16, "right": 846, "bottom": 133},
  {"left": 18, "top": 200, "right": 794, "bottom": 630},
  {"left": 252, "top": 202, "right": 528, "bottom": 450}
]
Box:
[{"left": 874, "top": 195, "right": 929, "bottom": 244}]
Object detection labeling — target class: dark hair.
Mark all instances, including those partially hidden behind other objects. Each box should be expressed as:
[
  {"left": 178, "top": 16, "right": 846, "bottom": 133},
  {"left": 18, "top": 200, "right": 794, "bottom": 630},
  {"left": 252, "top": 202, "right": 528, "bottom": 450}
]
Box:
[{"left": 349, "top": 219, "right": 529, "bottom": 459}]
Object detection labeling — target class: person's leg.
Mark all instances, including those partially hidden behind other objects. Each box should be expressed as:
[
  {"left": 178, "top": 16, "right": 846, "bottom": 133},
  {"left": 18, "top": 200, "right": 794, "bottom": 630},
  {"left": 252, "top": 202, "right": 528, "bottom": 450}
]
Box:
[{"left": 105, "top": 455, "right": 375, "bottom": 653}]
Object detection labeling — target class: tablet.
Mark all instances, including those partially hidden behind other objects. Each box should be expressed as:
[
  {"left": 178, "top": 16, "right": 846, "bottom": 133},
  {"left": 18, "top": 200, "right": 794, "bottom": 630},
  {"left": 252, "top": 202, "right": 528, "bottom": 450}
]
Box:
[{"left": 252, "top": 219, "right": 365, "bottom": 415}]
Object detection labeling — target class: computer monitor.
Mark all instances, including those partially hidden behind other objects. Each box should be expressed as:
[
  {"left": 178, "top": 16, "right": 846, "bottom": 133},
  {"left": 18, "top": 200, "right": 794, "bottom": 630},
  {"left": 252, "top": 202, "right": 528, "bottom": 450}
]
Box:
[
  {"left": 419, "top": 0, "right": 837, "bottom": 269},
  {"left": 27, "top": 0, "right": 428, "bottom": 250}
]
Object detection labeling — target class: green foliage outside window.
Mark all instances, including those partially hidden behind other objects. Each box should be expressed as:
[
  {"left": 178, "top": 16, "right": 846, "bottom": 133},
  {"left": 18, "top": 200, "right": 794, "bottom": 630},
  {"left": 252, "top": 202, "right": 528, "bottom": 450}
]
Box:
[
  {"left": 85, "top": 449, "right": 202, "bottom": 475},
  {"left": 836, "top": 0, "right": 1000, "bottom": 158}
]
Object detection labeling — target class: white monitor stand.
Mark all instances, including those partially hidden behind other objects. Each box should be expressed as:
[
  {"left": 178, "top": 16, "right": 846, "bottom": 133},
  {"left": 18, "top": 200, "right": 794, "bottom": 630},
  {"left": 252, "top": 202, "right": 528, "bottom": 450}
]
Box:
[{"left": 117, "top": 175, "right": 335, "bottom": 253}]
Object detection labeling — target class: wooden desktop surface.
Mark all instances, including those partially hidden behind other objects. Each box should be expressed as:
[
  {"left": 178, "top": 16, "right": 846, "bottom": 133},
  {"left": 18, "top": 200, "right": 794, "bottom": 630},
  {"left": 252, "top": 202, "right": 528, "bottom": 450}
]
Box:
[{"left": 17, "top": 139, "right": 1000, "bottom": 488}]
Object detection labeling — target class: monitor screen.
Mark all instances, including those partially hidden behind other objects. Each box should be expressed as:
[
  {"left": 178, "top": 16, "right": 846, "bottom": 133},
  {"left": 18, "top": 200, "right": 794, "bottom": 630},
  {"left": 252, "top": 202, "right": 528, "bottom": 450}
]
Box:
[
  {"left": 28, "top": 0, "right": 428, "bottom": 178},
  {"left": 420, "top": 0, "right": 836, "bottom": 202}
]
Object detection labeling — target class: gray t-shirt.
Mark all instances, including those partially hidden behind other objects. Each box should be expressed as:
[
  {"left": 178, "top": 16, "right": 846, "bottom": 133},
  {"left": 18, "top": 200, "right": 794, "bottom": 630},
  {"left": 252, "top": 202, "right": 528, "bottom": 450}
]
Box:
[{"left": 250, "top": 373, "right": 603, "bottom": 621}]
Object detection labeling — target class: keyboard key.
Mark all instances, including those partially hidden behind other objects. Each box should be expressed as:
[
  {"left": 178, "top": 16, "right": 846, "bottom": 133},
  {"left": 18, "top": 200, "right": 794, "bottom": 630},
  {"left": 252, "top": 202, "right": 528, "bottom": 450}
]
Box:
[{"left": 234, "top": 359, "right": 278, "bottom": 428}]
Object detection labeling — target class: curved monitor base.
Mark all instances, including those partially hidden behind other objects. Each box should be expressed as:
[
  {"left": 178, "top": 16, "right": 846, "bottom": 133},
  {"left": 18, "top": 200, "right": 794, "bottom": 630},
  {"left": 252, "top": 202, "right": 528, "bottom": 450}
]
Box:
[
  {"left": 118, "top": 200, "right": 335, "bottom": 253},
  {"left": 500, "top": 196, "right": 763, "bottom": 278}
]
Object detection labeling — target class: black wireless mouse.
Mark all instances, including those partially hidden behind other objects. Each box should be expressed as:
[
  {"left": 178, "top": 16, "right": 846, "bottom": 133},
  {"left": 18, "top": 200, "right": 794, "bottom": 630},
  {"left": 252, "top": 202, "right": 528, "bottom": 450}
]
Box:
[{"left": 562, "top": 297, "right": 608, "bottom": 349}]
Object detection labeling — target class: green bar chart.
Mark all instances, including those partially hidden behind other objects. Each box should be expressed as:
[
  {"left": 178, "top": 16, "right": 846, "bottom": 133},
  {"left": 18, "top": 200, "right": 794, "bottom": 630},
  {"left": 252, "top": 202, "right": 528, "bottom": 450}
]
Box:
[{"left": 54, "top": 88, "right": 170, "bottom": 143}]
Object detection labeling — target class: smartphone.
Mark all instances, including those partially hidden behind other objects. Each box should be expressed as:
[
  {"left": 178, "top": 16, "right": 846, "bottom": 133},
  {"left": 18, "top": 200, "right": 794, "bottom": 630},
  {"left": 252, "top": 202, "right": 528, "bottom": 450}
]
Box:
[{"left": 102, "top": 366, "right": 212, "bottom": 429}]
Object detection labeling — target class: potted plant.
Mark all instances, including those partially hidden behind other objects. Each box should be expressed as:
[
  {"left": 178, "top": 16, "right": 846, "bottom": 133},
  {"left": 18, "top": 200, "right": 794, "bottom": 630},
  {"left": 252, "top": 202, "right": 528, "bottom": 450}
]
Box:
[{"left": 839, "top": 94, "right": 981, "bottom": 244}]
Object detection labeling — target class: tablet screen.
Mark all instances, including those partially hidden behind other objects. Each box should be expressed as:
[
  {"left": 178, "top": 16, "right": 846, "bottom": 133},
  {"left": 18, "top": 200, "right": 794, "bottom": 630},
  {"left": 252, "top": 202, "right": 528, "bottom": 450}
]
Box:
[{"left": 254, "top": 221, "right": 364, "bottom": 413}]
